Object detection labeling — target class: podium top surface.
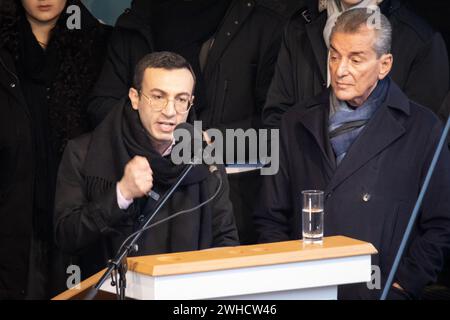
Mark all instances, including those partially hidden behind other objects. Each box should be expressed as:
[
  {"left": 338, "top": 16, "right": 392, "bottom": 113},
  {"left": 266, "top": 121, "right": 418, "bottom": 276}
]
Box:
[
  {"left": 52, "top": 236, "right": 377, "bottom": 300},
  {"left": 127, "top": 236, "right": 377, "bottom": 277}
]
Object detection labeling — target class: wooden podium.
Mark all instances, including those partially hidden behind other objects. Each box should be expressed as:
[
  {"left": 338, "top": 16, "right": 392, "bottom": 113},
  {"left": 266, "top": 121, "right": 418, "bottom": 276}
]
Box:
[{"left": 53, "top": 236, "right": 377, "bottom": 300}]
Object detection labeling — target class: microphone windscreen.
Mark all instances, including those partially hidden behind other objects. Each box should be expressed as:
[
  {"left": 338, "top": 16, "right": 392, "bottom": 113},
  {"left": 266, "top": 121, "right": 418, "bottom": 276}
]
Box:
[
  {"left": 174, "top": 122, "right": 204, "bottom": 158},
  {"left": 175, "top": 122, "right": 203, "bottom": 138},
  {"left": 174, "top": 122, "right": 192, "bottom": 130},
  {"left": 174, "top": 123, "right": 219, "bottom": 173}
]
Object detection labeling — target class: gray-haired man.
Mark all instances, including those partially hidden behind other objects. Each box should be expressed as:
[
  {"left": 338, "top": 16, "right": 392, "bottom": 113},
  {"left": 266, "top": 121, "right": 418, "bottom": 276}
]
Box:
[{"left": 255, "top": 8, "right": 450, "bottom": 299}]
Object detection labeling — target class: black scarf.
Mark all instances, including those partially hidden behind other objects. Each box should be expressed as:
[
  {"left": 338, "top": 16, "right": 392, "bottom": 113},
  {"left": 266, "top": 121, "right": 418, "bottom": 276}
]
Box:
[
  {"left": 84, "top": 100, "right": 209, "bottom": 192},
  {"left": 17, "top": 18, "right": 59, "bottom": 84},
  {"left": 16, "top": 16, "right": 60, "bottom": 242},
  {"left": 82, "top": 100, "right": 211, "bottom": 254},
  {"left": 123, "top": 100, "right": 189, "bottom": 187},
  {"left": 77, "top": 99, "right": 230, "bottom": 258}
]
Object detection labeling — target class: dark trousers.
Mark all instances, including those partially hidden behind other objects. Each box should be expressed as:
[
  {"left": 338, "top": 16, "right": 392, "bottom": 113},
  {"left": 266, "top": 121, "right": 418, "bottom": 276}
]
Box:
[{"left": 227, "top": 169, "right": 262, "bottom": 245}]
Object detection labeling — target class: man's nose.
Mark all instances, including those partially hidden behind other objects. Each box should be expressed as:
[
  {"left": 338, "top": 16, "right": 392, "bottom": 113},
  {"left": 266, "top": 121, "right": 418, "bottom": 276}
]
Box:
[
  {"left": 336, "top": 59, "right": 349, "bottom": 77},
  {"left": 162, "top": 99, "right": 177, "bottom": 117}
]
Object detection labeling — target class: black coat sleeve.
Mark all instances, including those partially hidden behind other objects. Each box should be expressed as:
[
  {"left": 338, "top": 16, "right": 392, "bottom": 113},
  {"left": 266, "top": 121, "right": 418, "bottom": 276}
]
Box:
[
  {"left": 54, "top": 137, "right": 131, "bottom": 255},
  {"left": 214, "top": 19, "right": 283, "bottom": 133},
  {"left": 211, "top": 166, "right": 240, "bottom": 247},
  {"left": 86, "top": 28, "right": 147, "bottom": 127},
  {"left": 403, "top": 32, "right": 449, "bottom": 114},
  {"left": 438, "top": 92, "right": 450, "bottom": 148},
  {"left": 253, "top": 117, "right": 293, "bottom": 243},
  {"left": 262, "top": 23, "right": 297, "bottom": 129},
  {"left": 438, "top": 91, "right": 450, "bottom": 123},
  {"left": 251, "top": 20, "right": 284, "bottom": 131},
  {"left": 396, "top": 119, "right": 450, "bottom": 298}
]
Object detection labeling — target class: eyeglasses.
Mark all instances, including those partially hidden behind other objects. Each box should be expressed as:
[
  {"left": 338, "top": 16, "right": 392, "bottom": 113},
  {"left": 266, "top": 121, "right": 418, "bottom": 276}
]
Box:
[{"left": 140, "top": 91, "right": 193, "bottom": 114}]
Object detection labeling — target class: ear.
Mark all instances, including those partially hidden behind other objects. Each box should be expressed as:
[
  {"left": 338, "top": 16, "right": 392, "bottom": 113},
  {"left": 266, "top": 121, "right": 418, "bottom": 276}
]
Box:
[
  {"left": 378, "top": 53, "right": 393, "bottom": 80},
  {"left": 129, "top": 88, "right": 140, "bottom": 110}
]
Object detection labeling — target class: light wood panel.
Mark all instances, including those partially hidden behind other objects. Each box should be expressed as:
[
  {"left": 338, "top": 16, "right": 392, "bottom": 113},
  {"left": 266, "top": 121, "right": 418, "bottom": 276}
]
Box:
[{"left": 128, "top": 236, "right": 377, "bottom": 277}]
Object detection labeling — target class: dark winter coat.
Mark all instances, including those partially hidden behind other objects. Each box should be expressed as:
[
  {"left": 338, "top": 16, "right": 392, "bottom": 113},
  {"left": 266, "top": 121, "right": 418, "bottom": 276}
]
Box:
[
  {"left": 0, "top": 0, "right": 110, "bottom": 299},
  {"left": 255, "top": 80, "right": 450, "bottom": 299}
]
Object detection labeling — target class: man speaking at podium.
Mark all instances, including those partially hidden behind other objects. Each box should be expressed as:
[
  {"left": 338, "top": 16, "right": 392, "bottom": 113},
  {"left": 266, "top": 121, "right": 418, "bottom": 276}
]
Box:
[
  {"left": 53, "top": 52, "right": 239, "bottom": 281},
  {"left": 254, "top": 8, "right": 450, "bottom": 299}
]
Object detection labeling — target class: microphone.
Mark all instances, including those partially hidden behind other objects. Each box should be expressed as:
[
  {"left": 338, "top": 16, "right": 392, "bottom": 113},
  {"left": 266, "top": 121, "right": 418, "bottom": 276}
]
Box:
[
  {"left": 174, "top": 122, "right": 219, "bottom": 174},
  {"left": 147, "top": 122, "right": 213, "bottom": 201}
]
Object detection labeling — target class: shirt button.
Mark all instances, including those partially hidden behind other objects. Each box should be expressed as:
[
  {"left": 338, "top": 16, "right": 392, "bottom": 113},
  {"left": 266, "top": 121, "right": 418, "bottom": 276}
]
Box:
[
  {"left": 10, "top": 83, "right": 16, "bottom": 88},
  {"left": 234, "top": 20, "right": 239, "bottom": 25},
  {"left": 362, "top": 193, "right": 371, "bottom": 202},
  {"left": 138, "top": 215, "right": 145, "bottom": 223},
  {"left": 247, "top": 2, "right": 252, "bottom": 7},
  {"left": 226, "top": 32, "right": 231, "bottom": 36}
]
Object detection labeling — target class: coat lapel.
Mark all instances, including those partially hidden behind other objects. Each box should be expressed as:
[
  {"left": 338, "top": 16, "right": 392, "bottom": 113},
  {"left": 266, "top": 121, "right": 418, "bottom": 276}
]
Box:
[
  {"left": 298, "top": 92, "right": 336, "bottom": 178},
  {"left": 305, "top": 12, "right": 328, "bottom": 83},
  {"left": 327, "top": 83, "right": 410, "bottom": 191}
]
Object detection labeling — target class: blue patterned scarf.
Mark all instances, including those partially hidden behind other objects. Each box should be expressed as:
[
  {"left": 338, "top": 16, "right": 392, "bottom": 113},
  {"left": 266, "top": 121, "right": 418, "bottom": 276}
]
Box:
[{"left": 329, "top": 78, "right": 390, "bottom": 165}]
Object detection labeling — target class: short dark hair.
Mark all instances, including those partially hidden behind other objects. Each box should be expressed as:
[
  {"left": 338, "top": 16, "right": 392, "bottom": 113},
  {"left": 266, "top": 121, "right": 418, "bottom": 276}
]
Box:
[{"left": 133, "top": 51, "right": 196, "bottom": 92}]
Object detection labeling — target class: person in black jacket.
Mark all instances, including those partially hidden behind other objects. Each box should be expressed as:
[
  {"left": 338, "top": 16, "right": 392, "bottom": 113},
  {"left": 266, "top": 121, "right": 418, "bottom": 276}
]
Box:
[
  {"left": 263, "top": 0, "right": 449, "bottom": 129},
  {"left": 0, "top": 0, "right": 110, "bottom": 299},
  {"left": 254, "top": 9, "right": 450, "bottom": 299},
  {"left": 54, "top": 52, "right": 239, "bottom": 282},
  {"left": 86, "top": 0, "right": 284, "bottom": 245},
  {"left": 405, "top": 0, "right": 450, "bottom": 70}
]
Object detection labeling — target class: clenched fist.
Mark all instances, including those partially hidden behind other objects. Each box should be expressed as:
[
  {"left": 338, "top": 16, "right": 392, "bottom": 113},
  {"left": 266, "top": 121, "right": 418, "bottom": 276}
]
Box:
[{"left": 118, "top": 156, "right": 153, "bottom": 200}]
